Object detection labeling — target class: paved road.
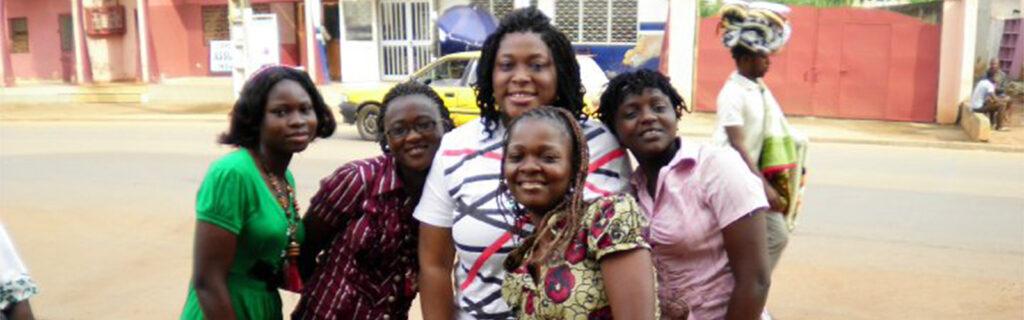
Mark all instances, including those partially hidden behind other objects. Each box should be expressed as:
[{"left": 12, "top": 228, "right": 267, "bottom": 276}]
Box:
[{"left": 1, "top": 120, "right": 1021, "bottom": 319}]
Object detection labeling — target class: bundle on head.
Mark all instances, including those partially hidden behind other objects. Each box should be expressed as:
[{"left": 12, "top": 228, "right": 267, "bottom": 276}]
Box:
[{"left": 717, "top": 0, "right": 792, "bottom": 55}]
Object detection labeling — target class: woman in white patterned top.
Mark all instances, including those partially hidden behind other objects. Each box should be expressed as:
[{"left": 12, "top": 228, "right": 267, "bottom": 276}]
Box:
[{"left": 414, "top": 7, "right": 631, "bottom": 320}]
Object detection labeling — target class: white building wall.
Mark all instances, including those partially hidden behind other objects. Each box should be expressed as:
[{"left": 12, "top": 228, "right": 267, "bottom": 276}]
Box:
[
  {"left": 638, "top": 0, "right": 669, "bottom": 24},
  {"left": 340, "top": 0, "right": 380, "bottom": 82},
  {"left": 974, "top": 0, "right": 1022, "bottom": 66},
  {"left": 82, "top": 0, "right": 139, "bottom": 82},
  {"left": 438, "top": 0, "right": 472, "bottom": 14}
]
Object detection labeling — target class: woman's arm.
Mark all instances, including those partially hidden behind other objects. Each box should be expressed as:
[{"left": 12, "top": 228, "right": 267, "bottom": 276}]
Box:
[
  {"left": 418, "top": 223, "right": 456, "bottom": 320},
  {"left": 191, "top": 221, "right": 239, "bottom": 320},
  {"left": 297, "top": 164, "right": 366, "bottom": 279},
  {"left": 5, "top": 300, "right": 34, "bottom": 320},
  {"left": 722, "top": 211, "right": 770, "bottom": 320},
  {"left": 725, "top": 127, "right": 782, "bottom": 211},
  {"left": 298, "top": 216, "right": 333, "bottom": 280},
  {"left": 601, "top": 248, "right": 657, "bottom": 320}
]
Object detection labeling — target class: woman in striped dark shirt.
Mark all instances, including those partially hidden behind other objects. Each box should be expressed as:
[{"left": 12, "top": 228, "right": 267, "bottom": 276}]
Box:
[{"left": 292, "top": 82, "right": 453, "bottom": 320}]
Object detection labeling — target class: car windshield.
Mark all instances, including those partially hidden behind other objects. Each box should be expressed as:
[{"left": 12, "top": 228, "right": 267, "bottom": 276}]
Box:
[{"left": 412, "top": 58, "right": 471, "bottom": 87}]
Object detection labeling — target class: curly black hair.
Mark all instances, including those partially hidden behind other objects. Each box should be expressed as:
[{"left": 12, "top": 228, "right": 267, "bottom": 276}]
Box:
[
  {"left": 376, "top": 81, "right": 455, "bottom": 153},
  {"left": 474, "top": 7, "right": 585, "bottom": 137},
  {"left": 220, "top": 66, "right": 336, "bottom": 149},
  {"left": 597, "top": 69, "right": 686, "bottom": 137}
]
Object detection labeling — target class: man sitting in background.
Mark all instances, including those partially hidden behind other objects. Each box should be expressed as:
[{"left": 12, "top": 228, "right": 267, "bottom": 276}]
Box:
[{"left": 971, "top": 69, "right": 1010, "bottom": 131}]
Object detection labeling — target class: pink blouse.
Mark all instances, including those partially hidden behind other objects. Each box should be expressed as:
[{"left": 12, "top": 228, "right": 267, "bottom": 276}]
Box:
[{"left": 632, "top": 139, "right": 768, "bottom": 320}]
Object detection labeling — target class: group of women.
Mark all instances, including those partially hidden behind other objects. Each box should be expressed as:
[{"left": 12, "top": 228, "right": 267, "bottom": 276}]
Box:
[{"left": 182, "top": 7, "right": 772, "bottom": 320}]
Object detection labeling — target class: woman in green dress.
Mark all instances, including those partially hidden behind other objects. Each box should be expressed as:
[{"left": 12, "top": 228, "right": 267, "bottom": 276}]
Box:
[{"left": 180, "top": 66, "right": 336, "bottom": 320}]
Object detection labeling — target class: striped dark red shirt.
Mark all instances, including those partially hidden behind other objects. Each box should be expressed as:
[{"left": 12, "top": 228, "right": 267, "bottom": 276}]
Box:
[{"left": 292, "top": 155, "right": 419, "bottom": 320}]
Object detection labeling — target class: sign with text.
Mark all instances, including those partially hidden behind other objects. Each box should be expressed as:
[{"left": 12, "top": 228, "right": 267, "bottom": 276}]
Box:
[
  {"left": 209, "top": 40, "right": 232, "bottom": 74},
  {"left": 245, "top": 13, "right": 281, "bottom": 76}
]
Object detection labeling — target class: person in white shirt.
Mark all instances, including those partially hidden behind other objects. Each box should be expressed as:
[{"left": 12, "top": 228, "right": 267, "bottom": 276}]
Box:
[
  {"left": 713, "top": 0, "right": 795, "bottom": 279},
  {"left": 971, "top": 69, "right": 1008, "bottom": 130},
  {"left": 1, "top": 223, "right": 37, "bottom": 320}
]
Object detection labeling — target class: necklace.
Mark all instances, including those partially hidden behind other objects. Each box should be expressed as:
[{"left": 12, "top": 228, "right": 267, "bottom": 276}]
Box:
[
  {"left": 257, "top": 154, "right": 304, "bottom": 292},
  {"left": 260, "top": 160, "right": 300, "bottom": 250}
]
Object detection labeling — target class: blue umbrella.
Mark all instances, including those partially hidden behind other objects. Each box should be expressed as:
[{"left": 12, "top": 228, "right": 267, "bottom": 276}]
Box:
[{"left": 437, "top": 5, "right": 498, "bottom": 54}]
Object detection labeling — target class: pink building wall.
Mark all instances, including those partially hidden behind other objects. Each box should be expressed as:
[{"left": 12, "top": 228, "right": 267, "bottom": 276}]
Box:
[
  {"left": 6, "top": 0, "right": 71, "bottom": 81},
  {"left": 147, "top": 0, "right": 302, "bottom": 78},
  {"left": 148, "top": 0, "right": 205, "bottom": 77}
]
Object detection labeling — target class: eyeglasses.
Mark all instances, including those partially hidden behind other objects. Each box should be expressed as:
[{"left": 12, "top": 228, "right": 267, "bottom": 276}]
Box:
[{"left": 385, "top": 121, "right": 439, "bottom": 139}]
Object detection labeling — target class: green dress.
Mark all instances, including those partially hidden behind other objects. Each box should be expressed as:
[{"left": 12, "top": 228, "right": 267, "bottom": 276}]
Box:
[{"left": 180, "top": 149, "right": 305, "bottom": 320}]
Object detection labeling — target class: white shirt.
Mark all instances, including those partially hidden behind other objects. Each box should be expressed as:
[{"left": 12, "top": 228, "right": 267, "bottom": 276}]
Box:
[
  {"left": 971, "top": 79, "right": 995, "bottom": 110},
  {"left": 712, "top": 72, "right": 786, "bottom": 163},
  {"left": 0, "top": 223, "right": 37, "bottom": 310},
  {"left": 414, "top": 118, "right": 632, "bottom": 319}
]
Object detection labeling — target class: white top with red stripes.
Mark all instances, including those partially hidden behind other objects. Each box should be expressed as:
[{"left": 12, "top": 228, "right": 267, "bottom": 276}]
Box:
[{"left": 414, "top": 118, "right": 632, "bottom": 320}]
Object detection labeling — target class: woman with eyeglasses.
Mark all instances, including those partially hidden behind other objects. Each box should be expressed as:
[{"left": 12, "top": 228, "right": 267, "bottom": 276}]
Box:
[{"left": 291, "top": 82, "right": 454, "bottom": 320}]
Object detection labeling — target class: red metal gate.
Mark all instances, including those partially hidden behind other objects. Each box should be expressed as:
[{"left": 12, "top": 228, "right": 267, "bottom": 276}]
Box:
[{"left": 696, "top": 6, "right": 940, "bottom": 122}]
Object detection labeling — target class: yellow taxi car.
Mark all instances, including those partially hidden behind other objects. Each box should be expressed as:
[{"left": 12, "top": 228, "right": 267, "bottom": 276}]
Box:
[{"left": 338, "top": 51, "right": 609, "bottom": 140}]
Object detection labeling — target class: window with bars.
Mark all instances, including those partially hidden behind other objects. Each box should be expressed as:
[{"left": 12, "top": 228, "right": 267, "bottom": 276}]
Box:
[
  {"left": 9, "top": 18, "right": 28, "bottom": 53},
  {"left": 470, "top": 0, "right": 514, "bottom": 21},
  {"left": 201, "top": 4, "right": 271, "bottom": 42},
  {"left": 555, "top": 0, "right": 636, "bottom": 43}
]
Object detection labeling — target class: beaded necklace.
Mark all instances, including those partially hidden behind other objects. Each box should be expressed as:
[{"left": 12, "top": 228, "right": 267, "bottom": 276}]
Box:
[{"left": 258, "top": 156, "right": 304, "bottom": 292}]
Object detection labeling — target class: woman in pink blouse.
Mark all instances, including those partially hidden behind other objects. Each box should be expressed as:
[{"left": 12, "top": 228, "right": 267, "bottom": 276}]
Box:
[{"left": 596, "top": 69, "right": 771, "bottom": 320}]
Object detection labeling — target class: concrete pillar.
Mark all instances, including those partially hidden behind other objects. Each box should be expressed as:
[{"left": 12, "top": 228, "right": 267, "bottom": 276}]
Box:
[
  {"left": 665, "top": 0, "right": 698, "bottom": 109},
  {"left": 136, "top": 0, "right": 150, "bottom": 83},
  {"left": 1, "top": 0, "right": 14, "bottom": 87},
  {"left": 936, "top": 0, "right": 979, "bottom": 124},
  {"left": 72, "top": 0, "right": 92, "bottom": 83},
  {"left": 229, "top": 0, "right": 250, "bottom": 97},
  {"left": 304, "top": 0, "right": 321, "bottom": 83}
]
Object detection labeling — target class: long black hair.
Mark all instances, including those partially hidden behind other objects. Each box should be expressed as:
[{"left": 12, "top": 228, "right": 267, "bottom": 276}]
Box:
[
  {"left": 220, "top": 66, "right": 336, "bottom": 148},
  {"left": 376, "top": 81, "right": 455, "bottom": 153},
  {"left": 597, "top": 69, "right": 686, "bottom": 137},
  {"left": 474, "top": 7, "right": 585, "bottom": 137}
]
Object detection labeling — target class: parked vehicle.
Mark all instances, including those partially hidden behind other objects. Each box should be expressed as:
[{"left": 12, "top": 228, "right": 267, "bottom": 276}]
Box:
[{"left": 338, "top": 51, "right": 609, "bottom": 140}]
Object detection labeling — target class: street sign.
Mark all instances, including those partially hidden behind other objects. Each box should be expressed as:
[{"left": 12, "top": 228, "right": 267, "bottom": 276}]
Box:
[
  {"left": 209, "top": 40, "right": 232, "bottom": 74},
  {"left": 245, "top": 13, "right": 280, "bottom": 77}
]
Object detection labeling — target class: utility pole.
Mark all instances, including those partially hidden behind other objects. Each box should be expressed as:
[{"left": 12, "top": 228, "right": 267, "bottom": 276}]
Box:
[{"left": 229, "top": 0, "right": 251, "bottom": 97}]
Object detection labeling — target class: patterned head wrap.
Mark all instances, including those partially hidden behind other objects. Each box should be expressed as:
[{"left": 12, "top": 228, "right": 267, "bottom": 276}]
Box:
[{"left": 718, "top": 0, "right": 792, "bottom": 55}]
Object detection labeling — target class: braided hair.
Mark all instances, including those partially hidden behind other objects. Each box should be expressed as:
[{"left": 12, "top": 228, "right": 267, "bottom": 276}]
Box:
[
  {"left": 498, "top": 107, "right": 590, "bottom": 271},
  {"left": 376, "top": 81, "right": 455, "bottom": 153},
  {"left": 474, "top": 7, "right": 586, "bottom": 137},
  {"left": 597, "top": 69, "right": 687, "bottom": 137}
]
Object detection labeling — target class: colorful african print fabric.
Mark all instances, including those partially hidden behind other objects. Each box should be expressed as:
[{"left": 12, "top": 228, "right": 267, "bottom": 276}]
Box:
[{"left": 501, "top": 195, "right": 658, "bottom": 319}]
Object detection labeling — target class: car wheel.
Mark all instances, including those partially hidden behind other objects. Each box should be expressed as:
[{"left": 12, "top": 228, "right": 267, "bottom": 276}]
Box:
[{"left": 356, "top": 104, "right": 381, "bottom": 141}]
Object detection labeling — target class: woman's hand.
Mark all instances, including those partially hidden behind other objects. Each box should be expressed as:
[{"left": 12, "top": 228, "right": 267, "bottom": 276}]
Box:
[
  {"left": 722, "top": 210, "right": 770, "bottom": 320},
  {"left": 191, "top": 221, "right": 239, "bottom": 320},
  {"left": 298, "top": 216, "right": 334, "bottom": 280},
  {"left": 601, "top": 249, "right": 658, "bottom": 320},
  {"left": 418, "top": 223, "right": 456, "bottom": 320}
]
